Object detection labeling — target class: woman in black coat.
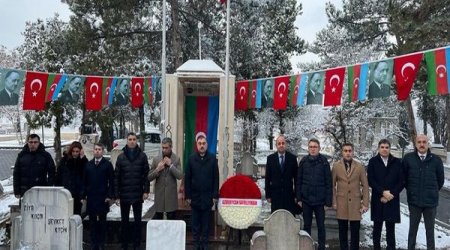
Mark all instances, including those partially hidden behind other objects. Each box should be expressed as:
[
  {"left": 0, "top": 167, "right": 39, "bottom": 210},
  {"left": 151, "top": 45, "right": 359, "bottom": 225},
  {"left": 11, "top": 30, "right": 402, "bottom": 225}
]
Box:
[
  {"left": 367, "top": 139, "right": 404, "bottom": 250},
  {"left": 56, "top": 141, "right": 88, "bottom": 216}
]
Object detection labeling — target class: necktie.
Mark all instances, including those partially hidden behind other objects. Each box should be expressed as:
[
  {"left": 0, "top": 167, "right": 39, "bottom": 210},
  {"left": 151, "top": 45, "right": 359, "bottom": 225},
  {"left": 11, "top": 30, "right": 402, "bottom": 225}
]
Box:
[
  {"left": 280, "top": 155, "right": 284, "bottom": 170},
  {"left": 420, "top": 155, "right": 425, "bottom": 161},
  {"left": 345, "top": 162, "right": 350, "bottom": 174},
  {"left": 95, "top": 159, "right": 100, "bottom": 165}
]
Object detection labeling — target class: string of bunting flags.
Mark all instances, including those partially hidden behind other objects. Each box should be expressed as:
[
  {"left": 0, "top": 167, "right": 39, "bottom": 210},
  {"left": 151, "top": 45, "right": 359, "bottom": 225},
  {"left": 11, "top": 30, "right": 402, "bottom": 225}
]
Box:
[
  {"left": 235, "top": 45, "right": 450, "bottom": 110},
  {"left": 0, "top": 68, "right": 162, "bottom": 111}
]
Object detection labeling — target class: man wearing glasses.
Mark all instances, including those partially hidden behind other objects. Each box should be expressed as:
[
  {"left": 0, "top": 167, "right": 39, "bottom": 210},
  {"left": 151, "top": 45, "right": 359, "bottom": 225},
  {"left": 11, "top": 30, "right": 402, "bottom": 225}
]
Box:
[
  {"left": 332, "top": 143, "right": 369, "bottom": 250},
  {"left": 296, "top": 138, "right": 332, "bottom": 250},
  {"left": 13, "top": 134, "right": 56, "bottom": 199},
  {"left": 402, "top": 134, "right": 444, "bottom": 250}
]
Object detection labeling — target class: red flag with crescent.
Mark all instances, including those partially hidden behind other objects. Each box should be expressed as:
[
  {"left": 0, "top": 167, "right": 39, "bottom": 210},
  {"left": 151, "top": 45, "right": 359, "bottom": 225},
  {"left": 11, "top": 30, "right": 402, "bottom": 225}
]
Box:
[
  {"left": 235, "top": 80, "right": 249, "bottom": 111},
  {"left": 23, "top": 71, "right": 49, "bottom": 110},
  {"left": 394, "top": 53, "right": 423, "bottom": 100},
  {"left": 131, "top": 77, "right": 144, "bottom": 108},
  {"left": 273, "top": 76, "right": 290, "bottom": 110},
  {"left": 324, "top": 67, "right": 346, "bottom": 106},
  {"left": 85, "top": 76, "right": 103, "bottom": 111}
]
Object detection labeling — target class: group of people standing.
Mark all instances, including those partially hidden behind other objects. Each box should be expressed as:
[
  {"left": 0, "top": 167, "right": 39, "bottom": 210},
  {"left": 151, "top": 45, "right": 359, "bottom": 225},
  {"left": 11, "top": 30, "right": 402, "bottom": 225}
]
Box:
[
  {"left": 265, "top": 134, "right": 444, "bottom": 250},
  {"left": 12, "top": 132, "right": 218, "bottom": 250}
]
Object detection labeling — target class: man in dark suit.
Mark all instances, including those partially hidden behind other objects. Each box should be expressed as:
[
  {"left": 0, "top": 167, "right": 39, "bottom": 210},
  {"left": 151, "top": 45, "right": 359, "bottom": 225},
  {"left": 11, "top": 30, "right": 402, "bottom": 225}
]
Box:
[
  {"left": 81, "top": 143, "right": 114, "bottom": 250},
  {"left": 60, "top": 76, "right": 82, "bottom": 104},
  {"left": 367, "top": 139, "right": 404, "bottom": 250},
  {"left": 265, "top": 135, "right": 299, "bottom": 215},
  {"left": 0, "top": 70, "right": 20, "bottom": 105},
  {"left": 368, "top": 61, "right": 391, "bottom": 99},
  {"left": 185, "top": 132, "right": 219, "bottom": 250},
  {"left": 306, "top": 72, "right": 324, "bottom": 105},
  {"left": 261, "top": 79, "right": 273, "bottom": 108}
]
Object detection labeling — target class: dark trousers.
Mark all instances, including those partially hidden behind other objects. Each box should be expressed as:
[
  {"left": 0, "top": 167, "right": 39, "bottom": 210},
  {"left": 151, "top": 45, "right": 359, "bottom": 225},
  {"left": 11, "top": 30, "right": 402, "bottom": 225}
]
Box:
[
  {"left": 73, "top": 196, "right": 82, "bottom": 216},
  {"left": 89, "top": 212, "right": 107, "bottom": 250},
  {"left": 154, "top": 211, "right": 176, "bottom": 220},
  {"left": 373, "top": 220, "right": 396, "bottom": 250},
  {"left": 338, "top": 219, "right": 360, "bottom": 250},
  {"left": 192, "top": 206, "right": 211, "bottom": 250},
  {"left": 120, "top": 201, "right": 143, "bottom": 249},
  {"left": 302, "top": 203, "right": 326, "bottom": 250},
  {"left": 408, "top": 205, "right": 436, "bottom": 250}
]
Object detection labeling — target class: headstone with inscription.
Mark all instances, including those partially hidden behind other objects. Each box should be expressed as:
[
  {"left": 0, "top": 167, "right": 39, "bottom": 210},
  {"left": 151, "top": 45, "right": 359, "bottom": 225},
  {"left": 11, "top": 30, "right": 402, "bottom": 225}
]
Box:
[
  {"left": 11, "top": 187, "right": 83, "bottom": 250},
  {"left": 146, "top": 220, "right": 186, "bottom": 250}
]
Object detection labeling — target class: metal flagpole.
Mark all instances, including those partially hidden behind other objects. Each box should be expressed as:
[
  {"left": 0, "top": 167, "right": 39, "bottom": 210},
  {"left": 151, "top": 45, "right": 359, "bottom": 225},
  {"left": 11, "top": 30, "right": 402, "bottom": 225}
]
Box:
[
  {"left": 223, "top": 0, "right": 231, "bottom": 179},
  {"left": 161, "top": 0, "right": 167, "bottom": 135}
]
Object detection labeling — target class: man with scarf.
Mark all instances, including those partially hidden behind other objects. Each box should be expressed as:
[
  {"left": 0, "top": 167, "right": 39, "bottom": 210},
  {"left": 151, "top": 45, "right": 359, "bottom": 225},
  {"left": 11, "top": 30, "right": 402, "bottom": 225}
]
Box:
[
  {"left": 296, "top": 138, "right": 332, "bottom": 250},
  {"left": 115, "top": 132, "right": 150, "bottom": 250}
]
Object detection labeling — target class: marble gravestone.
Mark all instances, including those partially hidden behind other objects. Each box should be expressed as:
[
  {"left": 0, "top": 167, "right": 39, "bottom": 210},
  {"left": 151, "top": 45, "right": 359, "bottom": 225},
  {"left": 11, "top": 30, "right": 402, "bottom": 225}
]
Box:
[
  {"left": 251, "top": 209, "right": 314, "bottom": 250},
  {"left": 11, "top": 187, "right": 83, "bottom": 250},
  {"left": 236, "top": 152, "right": 258, "bottom": 178},
  {"left": 146, "top": 220, "right": 186, "bottom": 250}
]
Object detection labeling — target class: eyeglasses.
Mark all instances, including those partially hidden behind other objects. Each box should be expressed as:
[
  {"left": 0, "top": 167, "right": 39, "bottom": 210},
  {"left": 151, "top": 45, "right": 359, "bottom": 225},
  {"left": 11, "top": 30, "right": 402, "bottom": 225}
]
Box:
[{"left": 28, "top": 141, "right": 39, "bottom": 144}]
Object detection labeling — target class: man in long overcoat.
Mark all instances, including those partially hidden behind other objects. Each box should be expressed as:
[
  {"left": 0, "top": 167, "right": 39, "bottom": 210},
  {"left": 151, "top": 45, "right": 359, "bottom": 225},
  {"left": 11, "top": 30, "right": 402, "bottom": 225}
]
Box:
[
  {"left": 148, "top": 137, "right": 183, "bottom": 220},
  {"left": 367, "top": 139, "right": 404, "bottom": 250},
  {"left": 332, "top": 143, "right": 369, "bottom": 250}
]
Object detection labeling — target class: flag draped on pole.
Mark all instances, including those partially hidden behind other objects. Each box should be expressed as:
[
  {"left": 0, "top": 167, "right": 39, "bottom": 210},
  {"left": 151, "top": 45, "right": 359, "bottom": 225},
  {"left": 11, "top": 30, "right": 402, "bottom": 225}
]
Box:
[
  {"left": 184, "top": 96, "right": 219, "bottom": 168},
  {"left": 131, "top": 77, "right": 144, "bottom": 108},
  {"left": 394, "top": 53, "right": 423, "bottom": 100},
  {"left": 85, "top": 76, "right": 103, "bottom": 111},
  {"left": 273, "top": 75, "right": 290, "bottom": 110},
  {"left": 425, "top": 48, "right": 450, "bottom": 95},
  {"left": 23, "top": 71, "right": 48, "bottom": 110},
  {"left": 235, "top": 80, "right": 249, "bottom": 110},
  {"left": 324, "top": 67, "right": 346, "bottom": 106}
]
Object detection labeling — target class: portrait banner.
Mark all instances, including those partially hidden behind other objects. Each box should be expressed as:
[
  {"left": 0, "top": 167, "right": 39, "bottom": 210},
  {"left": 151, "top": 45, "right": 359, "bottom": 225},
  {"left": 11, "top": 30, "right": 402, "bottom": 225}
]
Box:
[
  {"left": 0, "top": 68, "right": 25, "bottom": 106},
  {"left": 367, "top": 59, "right": 393, "bottom": 99}
]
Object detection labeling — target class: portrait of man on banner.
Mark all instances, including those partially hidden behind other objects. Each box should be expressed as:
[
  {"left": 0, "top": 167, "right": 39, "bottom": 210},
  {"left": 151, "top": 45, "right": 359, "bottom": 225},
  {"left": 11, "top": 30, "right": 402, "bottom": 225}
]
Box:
[
  {"left": 368, "top": 60, "right": 393, "bottom": 99},
  {"left": 60, "top": 76, "right": 84, "bottom": 104},
  {"left": 0, "top": 69, "right": 24, "bottom": 106},
  {"left": 115, "top": 78, "right": 130, "bottom": 106},
  {"left": 261, "top": 78, "right": 274, "bottom": 108},
  {"left": 306, "top": 71, "right": 324, "bottom": 105}
]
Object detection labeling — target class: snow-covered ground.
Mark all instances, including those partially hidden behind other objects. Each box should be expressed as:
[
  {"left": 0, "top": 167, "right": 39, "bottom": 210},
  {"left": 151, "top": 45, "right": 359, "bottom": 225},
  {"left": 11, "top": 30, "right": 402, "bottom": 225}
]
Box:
[{"left": 361, "top": 203, "right": 450, "bottom": 249}]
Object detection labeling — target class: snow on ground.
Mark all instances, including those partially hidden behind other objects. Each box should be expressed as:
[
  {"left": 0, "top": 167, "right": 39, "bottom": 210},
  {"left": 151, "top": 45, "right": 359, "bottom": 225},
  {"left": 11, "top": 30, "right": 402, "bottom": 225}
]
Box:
[
  {"left": 361, "top": 203, "right": 450, "bottom": 249},
  {"left": 0, "top": 178, "right": 19, "bottom": 245}
]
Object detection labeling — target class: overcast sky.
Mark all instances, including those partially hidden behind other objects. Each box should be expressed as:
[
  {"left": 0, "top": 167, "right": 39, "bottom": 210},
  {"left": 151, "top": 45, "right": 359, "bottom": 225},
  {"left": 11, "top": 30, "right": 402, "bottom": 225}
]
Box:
[{"left": 0, "top": 0, "right": 342, "bottom": 71}]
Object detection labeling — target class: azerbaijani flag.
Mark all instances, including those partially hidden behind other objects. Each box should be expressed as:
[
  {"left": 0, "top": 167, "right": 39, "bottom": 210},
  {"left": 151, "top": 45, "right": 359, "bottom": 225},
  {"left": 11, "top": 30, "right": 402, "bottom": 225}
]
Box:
[
  {"left": 297, "top": 74, "right": 308, "bottom": 106},
  {"left": 288, "top": 74, "right": 299, "bottom": 107},
  {"left": 102, "top": 77, "right": 114, "bottom": 106},
  {"left": 248, "top": 80, "right": 258, "bottom": 109},
  {"left": 184, "top": 96, "right": 219, "bottom": 170},
  {"left": 255, "top": 79, "right": 262, "bottom": 109},
  {"left": 357, "top": 63, "right": 369, "bottom": 101},
  {"left": 425, "top": 47, "right": 450, "bottom": 95},
  {"left": 46, "top": 73, "right": 61, "bottom": 102},
  {"left": 347, "top": 64, "right": 361, "bottom": 102}
]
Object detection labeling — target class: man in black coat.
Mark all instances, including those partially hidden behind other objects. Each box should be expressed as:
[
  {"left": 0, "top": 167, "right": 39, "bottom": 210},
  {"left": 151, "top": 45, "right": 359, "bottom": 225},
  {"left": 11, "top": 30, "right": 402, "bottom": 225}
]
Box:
[
  {"left": 296, "top": 138, "right": 332, "bottom": 250},
  {"left": 265, "top": 135, "right": 299, "bottom": 215},
  {"left": 115, "top": 132, "right": 150, "bottom": 250},
  {"left": 81, "top": 143, "right": 114, "bottom": 250},
  {"left": 13, "top": 134, "right": 55, "bottom": 198},
  {"left": 403, "top": 134, "right": 444, "bottom": 250},
  {"left": 367, "top": 139, "right": 404, "bottom": 250},
  {"left": 185, "top": 132, "right": 219, "bottom": 250}
]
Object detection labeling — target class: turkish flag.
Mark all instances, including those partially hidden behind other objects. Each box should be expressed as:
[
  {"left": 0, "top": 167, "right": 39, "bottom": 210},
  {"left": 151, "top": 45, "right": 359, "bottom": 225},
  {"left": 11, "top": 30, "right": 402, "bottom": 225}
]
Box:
[
  {"left": 85, "top": 76, "right": 103, "bottom": 111},
  {"left": 235, "top": 80, "right": 249, "bottom": 110},
  {"left": 394, "top": 53, "right": 423, "bottom": 100},
  {"left": 131, "top": 77, "right": 144, "bottom": 108},
  {"left": 273, "top": 76, "right": 290, "bottom": 110},
  {"left": 23, "top": 71, "right": 49, "bottom": 110},
  {"left": 324, "top": 67, "right": 346, "bottom": 106}
]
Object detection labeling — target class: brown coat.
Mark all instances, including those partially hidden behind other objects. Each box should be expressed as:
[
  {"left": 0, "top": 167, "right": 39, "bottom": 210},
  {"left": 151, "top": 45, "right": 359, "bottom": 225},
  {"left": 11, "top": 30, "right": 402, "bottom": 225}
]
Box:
[
  {"left": 148, "top": 152, "right": 183, "bottom": 212},
  {"left": 332, "top": 159, "right": 369, "bottom": 221}
]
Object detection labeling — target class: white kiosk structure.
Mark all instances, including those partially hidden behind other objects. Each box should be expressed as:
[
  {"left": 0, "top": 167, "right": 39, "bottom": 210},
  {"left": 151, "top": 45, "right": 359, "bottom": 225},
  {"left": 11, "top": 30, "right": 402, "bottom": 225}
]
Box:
[{"left": 164, "top": 59, "right": 235, "bottom": 185}]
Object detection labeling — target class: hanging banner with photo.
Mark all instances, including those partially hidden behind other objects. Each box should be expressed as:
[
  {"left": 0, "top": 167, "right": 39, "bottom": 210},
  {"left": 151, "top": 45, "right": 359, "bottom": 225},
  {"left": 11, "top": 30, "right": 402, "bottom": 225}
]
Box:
[
  {"left": 0, "top": 68, "right": 25, "bottom": 106},
  {"left": 367, "top": 59, "right": 394, "bottom": 99}
]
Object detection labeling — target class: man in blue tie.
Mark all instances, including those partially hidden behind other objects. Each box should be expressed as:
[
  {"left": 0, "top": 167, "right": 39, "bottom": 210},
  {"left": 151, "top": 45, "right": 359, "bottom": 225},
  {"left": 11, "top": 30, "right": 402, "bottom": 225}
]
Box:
[{"left": 265, "top": 135, "right": 299, "bottom": 215}]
